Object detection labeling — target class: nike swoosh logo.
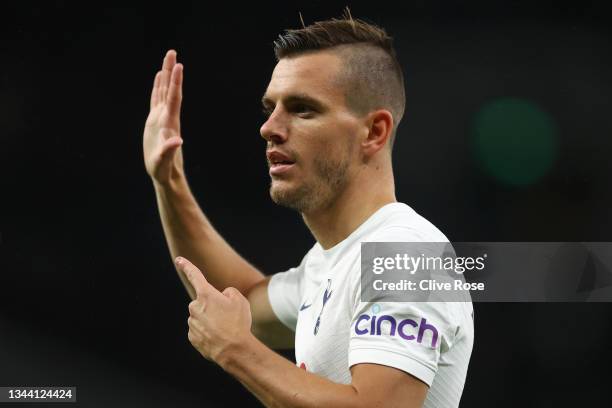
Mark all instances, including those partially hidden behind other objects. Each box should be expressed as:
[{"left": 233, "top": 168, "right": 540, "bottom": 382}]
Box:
[{"left": 299, "top": 303, "right": 312, "bottom": 311}]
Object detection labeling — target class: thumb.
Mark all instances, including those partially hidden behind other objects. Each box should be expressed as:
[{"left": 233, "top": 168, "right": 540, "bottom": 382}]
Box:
[
  {"left": 160, "top": 136, "right": 183, "bottom": 158},
  {"left": 222, "top": 287, "right": 244, "bottom": 300}
]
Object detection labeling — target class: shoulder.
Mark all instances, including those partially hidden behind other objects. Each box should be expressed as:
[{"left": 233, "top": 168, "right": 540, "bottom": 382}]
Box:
[
  {"left": 366, "top": 202, "right": 449, "bottom": 243},
  {"left": 349, "top": 203, "right": 472, "bottom": 325}
]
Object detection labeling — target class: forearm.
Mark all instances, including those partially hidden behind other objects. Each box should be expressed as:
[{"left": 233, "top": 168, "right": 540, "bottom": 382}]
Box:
[
  {"left": 154, "top": 176, "right": 264, "bottom": 296},
  {"left": 219, "top": 336, "right": 364, "bottom": 408}
]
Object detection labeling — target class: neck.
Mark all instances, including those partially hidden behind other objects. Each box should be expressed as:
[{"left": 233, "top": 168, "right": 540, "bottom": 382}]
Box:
[{"left": 302, "top": 162, "right": 396, "bottom": 250}]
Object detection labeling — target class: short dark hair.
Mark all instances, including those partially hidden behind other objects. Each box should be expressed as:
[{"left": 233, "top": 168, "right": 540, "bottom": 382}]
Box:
[{"left": 273, "top": 11, "right": 406, "bottom": 147}]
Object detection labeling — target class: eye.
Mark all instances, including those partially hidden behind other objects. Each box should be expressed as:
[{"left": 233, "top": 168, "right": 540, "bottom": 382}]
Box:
[{"left": 293, "top": 104, "right": 315, "bottom": 117}]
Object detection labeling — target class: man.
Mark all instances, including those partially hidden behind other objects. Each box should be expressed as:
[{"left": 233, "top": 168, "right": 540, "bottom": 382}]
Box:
[{"left": 143, "top": 14, "right": 473, "bottom": 408}]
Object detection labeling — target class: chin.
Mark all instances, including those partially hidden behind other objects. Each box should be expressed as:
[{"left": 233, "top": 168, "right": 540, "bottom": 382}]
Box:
[
  {"left": 269, "top": 181, "right": 312, "bottom": 212},
  {"left": 270, "top": 182, "right": 297, "bottom": 203}
]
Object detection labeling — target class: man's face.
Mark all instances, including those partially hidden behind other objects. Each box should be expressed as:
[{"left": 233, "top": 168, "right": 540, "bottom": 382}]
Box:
[{"left": 260, "top": 51, "right": 364, "bottom": 213}]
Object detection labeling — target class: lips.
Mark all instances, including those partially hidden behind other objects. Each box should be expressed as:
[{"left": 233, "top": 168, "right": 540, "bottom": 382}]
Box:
[
  {"left": 267, "top": 150, "right": 296, "bottom": 176},
  {"left": 267, "top": 150, "right": 295, "bottom": 165}
]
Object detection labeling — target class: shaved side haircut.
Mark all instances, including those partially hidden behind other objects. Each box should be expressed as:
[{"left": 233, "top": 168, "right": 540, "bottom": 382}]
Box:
[{"left": 273, "top": 12, "right": 406, "bottom": 147}]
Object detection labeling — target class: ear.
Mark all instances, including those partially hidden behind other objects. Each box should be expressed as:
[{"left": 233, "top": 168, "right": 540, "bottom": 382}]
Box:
[{"left": 362, "top": 109, "right": 393, "bottom": 158}]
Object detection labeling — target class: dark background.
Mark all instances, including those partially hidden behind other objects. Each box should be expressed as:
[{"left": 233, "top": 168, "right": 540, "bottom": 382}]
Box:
[{"left": 1, "top": 1, "right": 611, "bottom": 407}]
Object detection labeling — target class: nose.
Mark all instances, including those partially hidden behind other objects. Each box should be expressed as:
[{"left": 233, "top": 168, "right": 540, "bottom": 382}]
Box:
[{"left": 260, "top": 108, "right": 288, "bottom": 145}]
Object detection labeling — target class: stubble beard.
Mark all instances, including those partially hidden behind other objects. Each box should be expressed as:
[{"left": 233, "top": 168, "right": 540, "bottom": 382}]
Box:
[{"left": 270, "top": 153, "right": 351, "bottom": 214}]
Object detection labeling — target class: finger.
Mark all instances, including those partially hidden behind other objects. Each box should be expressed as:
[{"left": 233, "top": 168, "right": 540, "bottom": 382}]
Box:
[
  {"left": 159, "top": 136, "right": 183, "bottom": 158},
  {"left": 167, "top": 63, "right": 183, "bottom": 118},
  {"left": 150, "top": 71, "right": 162, "bottom": 109},
  {"left": 188, "top": 328, "right": 197, "bottom": 345},
  {"left": 188, "top": 300, "right": 205, "bottom": 317},
  {"left": 175, "top": 257, "right": 214, "bottom": 298},
  {"left": 151, "top": 137, "right": 182, "bottom": 177},
  {"left": 187, "top": 327, "right": 207, "bottom": 351},
  {"left": 222, "top": 286, "right": 243, "bottom": 300},
  {"left": 160, "top": 50, "right": 177, "bottom": 103}
]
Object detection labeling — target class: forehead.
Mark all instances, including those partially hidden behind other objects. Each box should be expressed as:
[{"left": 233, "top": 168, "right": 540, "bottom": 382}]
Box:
[{"left": 263, "top": 51, "right": 345, "bottom": 103}]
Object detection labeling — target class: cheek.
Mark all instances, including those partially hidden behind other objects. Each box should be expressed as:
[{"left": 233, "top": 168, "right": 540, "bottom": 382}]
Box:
[
  {"left": 293, "top": 116, "right": 359, "bottom": 168},
  {"left": 291, "top": 124, "right": 327, "bottom": 162},
  {"left": 326, "top": 115, "right": 361, "bottom": 152},
  {"left": 320, "top": 130, "right": 357, "bottom": 164}
]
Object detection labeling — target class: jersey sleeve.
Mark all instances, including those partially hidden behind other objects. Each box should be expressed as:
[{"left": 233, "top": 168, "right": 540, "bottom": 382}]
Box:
[
  {"left": 267, "top": 259, "right": 306, "bottom": 332},
  {"left": 348, "top": 296, "right": 459, "bottom": 386},
  {"left": 347, "top": 227, "right": 465, "bottom": 387}
]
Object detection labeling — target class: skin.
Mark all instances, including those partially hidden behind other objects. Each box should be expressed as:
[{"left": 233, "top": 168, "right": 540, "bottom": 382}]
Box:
[
  {"left": 261, "top": 51, "right": 398, "bottom": 249},
  {"left": 144, "top": 49, "right": 428, "bottom": 407}
]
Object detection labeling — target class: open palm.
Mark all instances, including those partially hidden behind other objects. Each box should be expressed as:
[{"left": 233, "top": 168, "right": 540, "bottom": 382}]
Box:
[{"left": 143, "top": 50, "right": 184, "bottom": 184}]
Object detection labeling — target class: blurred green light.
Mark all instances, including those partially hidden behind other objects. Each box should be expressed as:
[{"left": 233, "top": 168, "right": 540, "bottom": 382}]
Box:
[{"left": 472, "top": 98, "right": 558, "bottom": 186}]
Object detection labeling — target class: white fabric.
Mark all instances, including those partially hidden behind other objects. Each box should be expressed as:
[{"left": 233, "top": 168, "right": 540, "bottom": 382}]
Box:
[{"left": 267, "top": 202, "right": 474, "bottom": 408}]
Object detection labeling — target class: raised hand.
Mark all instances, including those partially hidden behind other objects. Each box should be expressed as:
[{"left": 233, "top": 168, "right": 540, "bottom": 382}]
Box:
[{"left": 143, "top": 50, "right": 185, "bottom": 184}]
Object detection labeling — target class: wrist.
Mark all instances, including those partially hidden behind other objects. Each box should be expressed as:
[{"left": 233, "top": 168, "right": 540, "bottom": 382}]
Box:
[
  {"left": 216, "top": 332, "right": 261, "bottom": 373},
  {"left": 152, "top": 171, "right": 187, "bottom": 192}
]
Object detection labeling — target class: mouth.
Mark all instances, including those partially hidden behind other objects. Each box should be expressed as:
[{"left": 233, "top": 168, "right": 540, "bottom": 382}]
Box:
[
  {"left": 267, "top": 150, "right": 296, "bottom": 176},
  {"left": 268, "top": 161, "right": 296, "bottom": 176}
]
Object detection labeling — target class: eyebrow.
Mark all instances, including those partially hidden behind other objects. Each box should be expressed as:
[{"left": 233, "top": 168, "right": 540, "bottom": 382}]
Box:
[{"left": 261, "top": 93, "right": 327, "bottom": 111}]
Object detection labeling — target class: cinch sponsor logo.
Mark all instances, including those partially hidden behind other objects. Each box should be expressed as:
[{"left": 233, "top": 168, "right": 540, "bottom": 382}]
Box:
[{"left": 354, "top": 314, "right": 439, "bottom": 348}]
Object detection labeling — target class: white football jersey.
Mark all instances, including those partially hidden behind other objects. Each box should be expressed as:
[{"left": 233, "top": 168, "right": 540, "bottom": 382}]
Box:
[{"left": 268, "top": 203, "right": 474, "bottom": 408}]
